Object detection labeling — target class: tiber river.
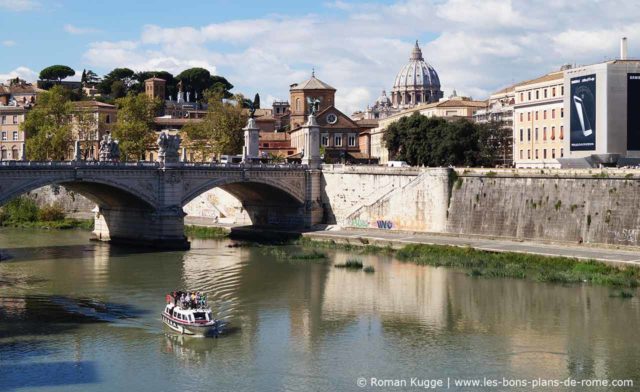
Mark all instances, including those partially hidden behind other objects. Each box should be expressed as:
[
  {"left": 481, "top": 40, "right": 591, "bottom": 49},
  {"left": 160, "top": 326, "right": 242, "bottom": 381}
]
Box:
[{"left": 1, "top": 228, "right": 639, "bottom": 391}]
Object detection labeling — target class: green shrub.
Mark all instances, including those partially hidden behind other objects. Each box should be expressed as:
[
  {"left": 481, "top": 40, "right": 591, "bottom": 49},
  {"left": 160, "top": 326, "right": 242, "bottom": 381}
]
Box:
[
  {"left": 0, "top": 196, "right": 38, "bottom": 224},
  {"left": 363, "top": 266, "right": 375, "bottom": 273},
  {"left": 335, "top": 259, "right": 364, "bottom": 269},
  {"left": 38, "top": 203, "right": 66, "bottom": 221}
]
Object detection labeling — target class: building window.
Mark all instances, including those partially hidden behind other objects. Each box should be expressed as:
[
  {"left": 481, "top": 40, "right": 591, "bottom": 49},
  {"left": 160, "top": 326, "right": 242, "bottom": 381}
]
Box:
[
  {"left": 543, "top": 110, "right": 547, "bottom": 120},
  {"left": 321, "top": 134, "right": 329, "bottom": 146},
  {"left": 560, "top": 126, "right": 564, "bottom": 140},
  {"left": 561, "top": 86, "right": 564, "bottom": 95},
  {"left": 535, "top": 111, "right": 538, "bottom": 120},
  {"left": 334, "top": 135, "right": 342, "bottom": 147},
  {"left": 347, "top": 134, "right": 356, "bottom": 147},
  {"left": 543, "top": 127, "right": 547, "bottom": 141},
  {"left": 535, "top": 90, "right": 539, "bottom": 100},
  {"left": 535, "top": 128, "right": 538, "bottom": 141},
  {"left": 519, "top": 113, "right": 523, "bottom": 122},
  {"left": 520, "top": 150, "right": 523, "bottom": 159},
  {"left": 520, "top": 92, "right": 524, "bottom": 102},
  {"left": 551, "top": 109, "right": 555, "bottom": 119},
  {"left": 552, "top": 149, "right": 556, "bottom": 159},
  {"left": 296, "top": 98, "right": 301, "bottom": 112},
  {"left": 560, "top": 108, "right": 564, "bottom": 118},
  {"left": 551, "top": 126, "right": 556, "bottom": 140},
  {"left": 543, "top": 149, "right": 547, "bottom": 159},
  {"left": 1, "top": 131, "right": 6, "bottom": 141},
  {"left": 528, "top": 91, "right": 531, "bottom": 100},
  {"left": 12, "top": 131, "right": 18, "bottom": 141},
  {"left": 544, "top": 89, "right": 547, "bottom": 98},
  {"left": 1, "top": 116, "right": 5, "bottom": 125},
  {"left": 105, "top": 115, "right": 111, "bottom": 124},
  {"left": 519, "top": 129, "right": 523, "bottom": 142},
  {"left": 11, "top": 147, "right": 18, "bottom": 159},
  {"left": 527, "top": 150, "right": 531, "bottom": 159},
  {"left": 552, "top": 87, "right": 556, "bottom": 97},
  {"left": 560, "top": 148, "right": 564, "bottom": 157},
  {"left": 1, "top": 148, "right": 6, "bottom": 159},
  {"left": 527, "top": 128, "right": 531, "bottom": 141},
  {"left": 527, "top": 112, "right": 531, "bottom": 121},
  {"left": 12, "top": 115, "right": 17, "bottom": 124},
  {"left": 535, "top": 149, "right": 539, "bottom": 159}
]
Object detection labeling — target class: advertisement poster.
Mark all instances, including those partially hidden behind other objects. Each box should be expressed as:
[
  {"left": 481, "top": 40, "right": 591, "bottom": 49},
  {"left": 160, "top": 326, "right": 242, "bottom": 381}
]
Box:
[
  {"left": 628, "top": 74, "right": 640, "bottom": 150},
  {"left": 570, "top": 74, "right": 597, "bottom": 151}
]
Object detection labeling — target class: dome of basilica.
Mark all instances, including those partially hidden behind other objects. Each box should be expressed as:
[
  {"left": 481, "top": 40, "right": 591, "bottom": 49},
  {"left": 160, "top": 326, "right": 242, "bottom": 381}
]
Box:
[{"left": 391, "top": 41, "right": 443, "bottom": 107}]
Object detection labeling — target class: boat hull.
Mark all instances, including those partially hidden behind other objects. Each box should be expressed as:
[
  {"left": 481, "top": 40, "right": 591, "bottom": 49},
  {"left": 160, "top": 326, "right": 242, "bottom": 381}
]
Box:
[{"left": 161, "top": 313, "right": 218, "bottom": 337}]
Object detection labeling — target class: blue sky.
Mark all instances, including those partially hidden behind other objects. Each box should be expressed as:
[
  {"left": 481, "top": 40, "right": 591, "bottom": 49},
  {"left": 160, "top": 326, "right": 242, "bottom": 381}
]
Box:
[{"left": 1, "top": 0, "right": 638, "bottom": 113}]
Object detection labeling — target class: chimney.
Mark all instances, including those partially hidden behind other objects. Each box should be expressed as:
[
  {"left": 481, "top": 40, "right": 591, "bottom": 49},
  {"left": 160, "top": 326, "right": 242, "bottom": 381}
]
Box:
[{"left": 621, "top": 37, "right": 628, "bottom": 60}]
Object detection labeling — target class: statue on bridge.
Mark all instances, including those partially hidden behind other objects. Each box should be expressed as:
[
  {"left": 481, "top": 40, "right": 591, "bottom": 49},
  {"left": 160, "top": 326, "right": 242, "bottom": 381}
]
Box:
[
  {"left": 99, "top": 133, "right": 120, "bottom": 162},
  {"left": 157, "top": 131, "right": 181, "bottom": 166}
]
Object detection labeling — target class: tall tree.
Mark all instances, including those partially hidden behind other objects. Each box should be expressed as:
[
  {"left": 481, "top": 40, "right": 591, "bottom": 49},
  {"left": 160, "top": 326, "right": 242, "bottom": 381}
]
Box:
[
  {"left": 112, "top": 93, "right": 162, "bottom": 160},
  {"left": 23, "top": 86, "right": 74, "bottom": 160},
  {"left": 182, "top": 91, "right": 247, "bottom": 161},
  {"left": 384, "top": 113, "right": 491, "bottom": 167},
  {"left": 98, "top": 68, "right": 135, "bottom": 95},
  {"left": 39, "top": 65, "right": 76, "bottom": 82}
]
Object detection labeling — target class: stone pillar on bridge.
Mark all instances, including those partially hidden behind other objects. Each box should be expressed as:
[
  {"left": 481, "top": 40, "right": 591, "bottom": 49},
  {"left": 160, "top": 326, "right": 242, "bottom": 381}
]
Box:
[
  {"left": 73, "top": 140, "right": 82, "bottom": 161},
  {"left": 243, "top": 117, "right": 260, "bottom": 163},
  {"left": 301, "top": 114, "right": 321, "bottom": 169},
  {"left": 20, "top": 143, "right": 26, "bottom": 161}
]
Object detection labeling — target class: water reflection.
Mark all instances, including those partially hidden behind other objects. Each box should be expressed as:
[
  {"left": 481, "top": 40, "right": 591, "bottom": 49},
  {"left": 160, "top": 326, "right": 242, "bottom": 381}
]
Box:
[{"left": 1, "top": 229, "right": 640, "bottom": 391}]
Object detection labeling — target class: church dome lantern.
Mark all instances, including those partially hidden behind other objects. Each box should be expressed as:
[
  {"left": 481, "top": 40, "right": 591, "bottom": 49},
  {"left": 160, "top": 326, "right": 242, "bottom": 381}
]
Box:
[{"left": 391, "top": 41, "right": 443, "bottom": 108}]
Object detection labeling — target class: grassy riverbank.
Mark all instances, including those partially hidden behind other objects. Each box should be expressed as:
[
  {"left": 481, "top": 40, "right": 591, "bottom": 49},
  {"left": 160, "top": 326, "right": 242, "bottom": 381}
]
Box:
[
  {"left": 298, "top": 237, "right": 640, "bottom": 288},
  {"left": 184, "top": 225, "right": 229, "bottom": 239},
  {"left": 0, "top": 197, "right": 93, "bottom": 231}
]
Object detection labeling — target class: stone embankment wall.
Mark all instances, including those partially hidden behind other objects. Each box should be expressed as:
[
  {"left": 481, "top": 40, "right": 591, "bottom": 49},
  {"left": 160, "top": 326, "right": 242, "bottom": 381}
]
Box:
[
  {"left": 320, "top": 165, "right": 450, "bottom": 232},
  {"left": 325, "top": 166, "right": 640, "bottom": 247},
  {"left": 447, "top": 169, "right": 640, "bottom": 246}
]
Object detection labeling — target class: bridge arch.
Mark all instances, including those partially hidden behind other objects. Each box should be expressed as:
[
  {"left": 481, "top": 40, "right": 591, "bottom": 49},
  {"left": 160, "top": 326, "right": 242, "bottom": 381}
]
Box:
[
  {"left": 0, "top": 175, "right": 156, "bottom": 210},
  {"left": 182, "top": 177, "right": 307, "bottom": 227}
]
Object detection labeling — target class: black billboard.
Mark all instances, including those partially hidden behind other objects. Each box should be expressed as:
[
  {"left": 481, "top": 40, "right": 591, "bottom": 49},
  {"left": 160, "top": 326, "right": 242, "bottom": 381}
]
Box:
[
  {"left": 570, "top": 74, "right": 597, "bottom": 151},
  {"left": 628, "top": 73, "right": 640, "bottom": 150}
]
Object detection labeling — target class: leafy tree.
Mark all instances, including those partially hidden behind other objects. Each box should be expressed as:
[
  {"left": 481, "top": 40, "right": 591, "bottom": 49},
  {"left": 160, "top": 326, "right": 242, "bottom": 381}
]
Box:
[
  {"left": 39, "top": 65, "right": 76, "bottom": 82},
  {"left": 384, "top": 112, "right": 496, "bottom": 167},
  {"left": 477, "top": 120, "right": 513, "bottom": 167},
  {"left": 112, "top": 93, "right": 163, "bottom": 160},
  {"left": 23, "top": 85, "right": 74, "bottom": 160},
  {"left": 98, "top": 68, "right": 135, "bottom": 95},
  {"left": 182, "top": 91, "right": 246, "bottom": 161},
  {"left": 111, "top": 80, "right": 127, "bottom": 99},
  {"left": 81, "top": 69, "right": 100, "bottom": 86},
  {"left": 175, "top": 69, "right": 234, "bottom": 100}
]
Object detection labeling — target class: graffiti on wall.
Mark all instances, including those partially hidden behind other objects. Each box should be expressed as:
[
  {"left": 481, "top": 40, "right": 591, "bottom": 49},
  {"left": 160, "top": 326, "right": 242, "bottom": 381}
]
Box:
[
  {"left": 609, "top": 229, "right": 640, "bottom": 244},
  {"left": 346, "top": 218, "right": 397, "bottom": 230}
]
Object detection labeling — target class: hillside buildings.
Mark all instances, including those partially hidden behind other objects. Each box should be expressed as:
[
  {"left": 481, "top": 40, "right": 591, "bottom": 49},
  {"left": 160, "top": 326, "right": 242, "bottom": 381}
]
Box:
[{"left": 0, "top": 80, "right": 39, "bottom": 160}]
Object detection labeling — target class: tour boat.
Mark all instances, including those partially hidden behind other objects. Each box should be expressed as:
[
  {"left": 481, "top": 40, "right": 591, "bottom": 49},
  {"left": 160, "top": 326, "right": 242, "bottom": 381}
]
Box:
[{"left": 161, "top": 295, "right": 219, "bottom": 337}]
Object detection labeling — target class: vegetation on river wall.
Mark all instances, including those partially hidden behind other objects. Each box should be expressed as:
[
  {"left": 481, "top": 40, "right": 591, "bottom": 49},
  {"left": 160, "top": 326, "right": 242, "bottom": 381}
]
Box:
[
  {"left": 0, "top": 196, "right": 93, "bottom": 230},
  {"left": 184, "top": 225, "right": 229, "bottom": 239},
  {"left": 299, "top": 238, "right": 640, "bottom": 289}
]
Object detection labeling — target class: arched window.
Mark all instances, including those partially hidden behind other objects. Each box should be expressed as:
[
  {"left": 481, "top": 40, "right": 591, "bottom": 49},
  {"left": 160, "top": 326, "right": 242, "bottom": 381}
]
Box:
[{"left": 11, "top": 147, "right": 18, "bottom": 160}]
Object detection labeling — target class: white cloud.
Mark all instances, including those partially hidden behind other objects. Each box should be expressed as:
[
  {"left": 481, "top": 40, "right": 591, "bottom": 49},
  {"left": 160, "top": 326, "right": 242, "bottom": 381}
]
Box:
[
  {"left": 1, "top": 40, "right": 16, "bottom": 47},
  {"left": 80, "top": 0, "right": 640, "bottom": 114},
  {"left": 0, "top": 0, "right": 39, "bottom": 11},
  {"left": 0, "top": 66, "right": 38, "bottom": 82},
  {"left": 64, "top": 24, "right": 102, "bottom": 35}
]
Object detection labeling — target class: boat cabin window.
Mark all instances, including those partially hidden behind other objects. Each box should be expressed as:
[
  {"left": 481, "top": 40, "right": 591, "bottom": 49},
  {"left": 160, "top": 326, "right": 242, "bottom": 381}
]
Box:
[{"left": 193, "top": 312, "right": 207, "bottom": 321}]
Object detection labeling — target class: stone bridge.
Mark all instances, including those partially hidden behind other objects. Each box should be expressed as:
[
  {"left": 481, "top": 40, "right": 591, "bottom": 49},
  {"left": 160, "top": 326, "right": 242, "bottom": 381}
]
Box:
[{"left": 0, "top": 161, "right": 322, "bottom": 249}]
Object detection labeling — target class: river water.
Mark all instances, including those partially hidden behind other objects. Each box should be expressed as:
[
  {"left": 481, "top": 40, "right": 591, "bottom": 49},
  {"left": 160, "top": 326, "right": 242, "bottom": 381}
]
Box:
[{"left": 1, "top": 228, "right": 639, "bottom": 391}]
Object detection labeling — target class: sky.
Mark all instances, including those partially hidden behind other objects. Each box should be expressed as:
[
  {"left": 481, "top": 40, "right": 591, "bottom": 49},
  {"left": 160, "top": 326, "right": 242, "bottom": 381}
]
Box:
[{"left": 1, "top": 0, "right": 638, "bottom": 114}]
